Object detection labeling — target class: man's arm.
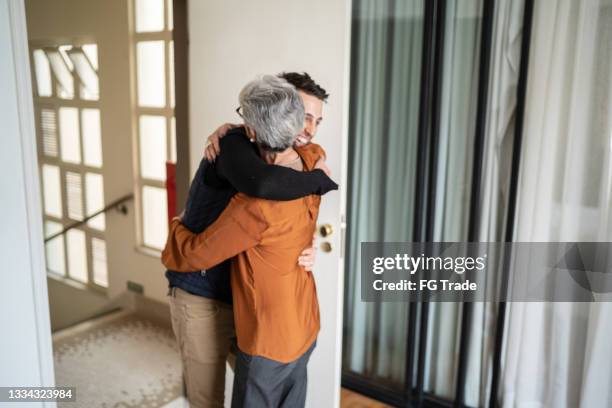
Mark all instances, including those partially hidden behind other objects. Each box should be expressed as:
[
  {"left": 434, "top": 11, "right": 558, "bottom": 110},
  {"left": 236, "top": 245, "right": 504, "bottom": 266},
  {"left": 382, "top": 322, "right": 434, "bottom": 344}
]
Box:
[
  {"left": 162, "top": 194, "right": 268, "bottom": 271},
  {"left": 180, "top": 158, "right": 234, "bottom": 234},
  {"left": 210, "top": 130, "right": 338, "bottom": 200}
]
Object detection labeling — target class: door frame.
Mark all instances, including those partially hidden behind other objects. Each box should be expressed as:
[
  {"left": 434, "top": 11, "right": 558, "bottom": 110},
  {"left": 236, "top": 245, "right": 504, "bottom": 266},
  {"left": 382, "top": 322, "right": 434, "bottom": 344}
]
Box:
[{"left": 5, "top": 0, "right": 56, "bottom": 397}]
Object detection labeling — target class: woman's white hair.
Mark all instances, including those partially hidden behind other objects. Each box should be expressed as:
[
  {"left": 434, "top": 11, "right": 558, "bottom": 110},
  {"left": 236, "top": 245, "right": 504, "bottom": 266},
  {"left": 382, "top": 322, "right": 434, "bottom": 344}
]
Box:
[{"left": 239, "top": 75, "right": 305, "bottom": 151}]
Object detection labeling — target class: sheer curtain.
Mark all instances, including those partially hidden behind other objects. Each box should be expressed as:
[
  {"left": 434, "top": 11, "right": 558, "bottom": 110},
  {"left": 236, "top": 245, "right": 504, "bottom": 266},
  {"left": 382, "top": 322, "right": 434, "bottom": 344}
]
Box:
[
  {"left": 502, "top": 0, "right": 612, "bottom": 406},
  {"left": 471, "top": 0, "right": 527, "bottom": 405}
]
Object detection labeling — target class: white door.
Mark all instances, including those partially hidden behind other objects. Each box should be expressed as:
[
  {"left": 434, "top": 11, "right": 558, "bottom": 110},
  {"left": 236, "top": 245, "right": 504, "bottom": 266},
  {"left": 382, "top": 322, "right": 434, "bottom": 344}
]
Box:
[{"left": 188, "top": 1, "right": 352, "bottom": 406}]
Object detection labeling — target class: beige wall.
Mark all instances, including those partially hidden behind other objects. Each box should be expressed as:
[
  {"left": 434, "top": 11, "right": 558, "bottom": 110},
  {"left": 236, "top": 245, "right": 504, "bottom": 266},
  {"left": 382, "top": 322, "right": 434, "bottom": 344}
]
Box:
[
  {"left": 26, "top": 0, "right": 169, "bottom": 305},
  {"left": 46, "top": 276, "right": 109, "bottom": 331},
  {"left": 188, "top": 1, "right": 350, "bottom": 175}
]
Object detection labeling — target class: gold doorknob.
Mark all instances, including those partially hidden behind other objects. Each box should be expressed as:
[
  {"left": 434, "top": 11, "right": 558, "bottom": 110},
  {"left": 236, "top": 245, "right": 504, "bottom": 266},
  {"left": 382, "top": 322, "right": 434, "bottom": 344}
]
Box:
[
  {"left": 319, "top": 224, "right": 333, "bottom": 237},
  {"left": 320, "top": 242, "right": 332, "bottom": 253}
]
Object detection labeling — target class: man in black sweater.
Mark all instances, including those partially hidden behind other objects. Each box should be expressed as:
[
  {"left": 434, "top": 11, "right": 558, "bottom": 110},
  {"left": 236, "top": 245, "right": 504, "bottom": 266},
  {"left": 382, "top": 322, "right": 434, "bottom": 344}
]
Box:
[{"left": 165, "top": 73, "right": 335, "bottom": 407}]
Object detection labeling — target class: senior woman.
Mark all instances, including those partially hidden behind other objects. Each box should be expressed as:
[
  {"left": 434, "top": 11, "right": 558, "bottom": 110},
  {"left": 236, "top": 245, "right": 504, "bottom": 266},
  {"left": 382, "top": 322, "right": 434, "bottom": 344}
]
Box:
[{"left": 163, "top": 75, "right": 329, "bottom": 408}]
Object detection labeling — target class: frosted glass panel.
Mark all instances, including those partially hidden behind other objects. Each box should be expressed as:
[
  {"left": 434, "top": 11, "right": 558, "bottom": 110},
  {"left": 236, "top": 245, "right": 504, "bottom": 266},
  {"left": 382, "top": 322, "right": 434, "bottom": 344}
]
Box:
[
  {"left": 82, "top": 109, "right": 103, "bottom": 167},
  {"left": 139, "top": 115, "right": 167, "bottom": 180},
  {"left": 135, "top": 0, "right": 165, "bottom": 32},
  {"left": 45, "top": 49, "right": 74, "bottom": 99},
  {"left": 92, "top": 238, "right": 108, "bottom": 287},
  {"left": 59, "top": 107, "right": 81, "bottom": 164},
  {"left": 42, "top": 164, "right": 62, "bottom": 218},
  {"left": 85, "top": 173, "right": 105, "bottom": 230},
  {"left": 58, "top": 46, "right": 74, "bottom": 70},
  {"left": 167, "top": 0, "right": 174, "bottom": 30},
  {"left": 68, "top": 48, "right": 99, "bottom": 100},
  {"left": 170, "top": 116, "right": 177, "bottom": 163},
  {"left": 137, "top": 41, "right": 166, "bottom": 107},
  {"left": 67, "top": 229, "right": 88, "bottom": 283},
  {"left": 44, "top": 221, "right": 66, "bottom": 276},
  {"left": 66, "top": 171, "right": 84, "bottom": 221},
  {"left": 82, "top": 44, "right": 98, "bottom": 70},
  {"left": 142, "top": 186, "right": 168, "bottom": 250},
  {"left": 33, "top": 50, "right": 52, "bottom": 97},
  {"left": 41, "top": 109, "right": 58, "bottom": 157},
  {"left": 169, "top": 41, "right": 175, "bottom": 108}
]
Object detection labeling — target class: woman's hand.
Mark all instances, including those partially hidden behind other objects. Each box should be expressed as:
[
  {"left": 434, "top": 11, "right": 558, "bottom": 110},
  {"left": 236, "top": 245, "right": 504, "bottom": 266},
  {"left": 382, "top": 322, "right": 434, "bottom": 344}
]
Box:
[
  {"left": 298, "top": 234, "right": 318, "bottom": 271},
  {"left": 204, "top": 123, "right": 240, "bottom": 162},
  {"left": 314, "top": 157, "right": 331, "bottom": 176}
]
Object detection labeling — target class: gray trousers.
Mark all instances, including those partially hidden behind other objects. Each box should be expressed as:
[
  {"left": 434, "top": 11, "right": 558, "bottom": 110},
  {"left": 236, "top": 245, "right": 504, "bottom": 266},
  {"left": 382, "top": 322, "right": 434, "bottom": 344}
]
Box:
[{"left": 231, "top": 340, "right": 316, "bottom": 408}]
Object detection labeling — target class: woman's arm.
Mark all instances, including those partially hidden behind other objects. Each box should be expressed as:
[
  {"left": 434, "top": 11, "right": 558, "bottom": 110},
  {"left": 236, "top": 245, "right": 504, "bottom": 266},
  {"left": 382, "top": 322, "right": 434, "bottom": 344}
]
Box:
[
  {"left": 162, "top": 194, "right": 267, "bottom": 271},
  {"left": 210, "top": 129, "right": 338, "bottom": 200}
]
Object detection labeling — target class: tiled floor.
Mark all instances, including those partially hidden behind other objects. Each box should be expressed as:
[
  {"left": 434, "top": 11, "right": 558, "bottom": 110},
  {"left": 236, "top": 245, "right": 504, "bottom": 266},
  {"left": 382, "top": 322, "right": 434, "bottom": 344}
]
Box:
[
  {"left": 53, "top": 310, "right": 182, "bottom": 407},
  {"left": 53, "top": 309, "right": 390, "bottom": 407}
]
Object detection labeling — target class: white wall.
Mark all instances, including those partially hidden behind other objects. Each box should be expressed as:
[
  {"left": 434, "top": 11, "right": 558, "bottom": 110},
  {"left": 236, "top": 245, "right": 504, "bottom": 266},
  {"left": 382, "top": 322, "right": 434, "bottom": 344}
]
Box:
[
  {"left": 188, "top": 1, "right": 352, "bottom": 406},
  {"left": 0, "top": 0, "right": 55, "bottom": 398}
]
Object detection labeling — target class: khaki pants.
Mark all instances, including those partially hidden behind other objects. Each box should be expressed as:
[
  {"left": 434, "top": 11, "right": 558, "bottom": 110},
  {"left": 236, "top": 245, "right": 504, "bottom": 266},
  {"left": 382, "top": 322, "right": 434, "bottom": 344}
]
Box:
[{"left": 168, "top": 287, "right": 235, "bottom": 408}]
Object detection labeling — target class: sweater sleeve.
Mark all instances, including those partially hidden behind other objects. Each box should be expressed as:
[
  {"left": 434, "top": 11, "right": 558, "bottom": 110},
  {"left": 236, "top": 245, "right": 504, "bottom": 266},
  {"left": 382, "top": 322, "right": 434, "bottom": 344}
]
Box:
[{"left": 211, "top": 131, "right": 338, "bottom": 200}]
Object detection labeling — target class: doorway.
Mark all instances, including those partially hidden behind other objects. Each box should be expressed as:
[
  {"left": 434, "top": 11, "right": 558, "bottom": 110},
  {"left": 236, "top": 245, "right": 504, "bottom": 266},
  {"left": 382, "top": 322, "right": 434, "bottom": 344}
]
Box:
[
  {"left": 23, "top": 0, "right": 188, "bottom": 405},
  {"left": 26, "top": 0, "right": 182, "bottom": 329}
]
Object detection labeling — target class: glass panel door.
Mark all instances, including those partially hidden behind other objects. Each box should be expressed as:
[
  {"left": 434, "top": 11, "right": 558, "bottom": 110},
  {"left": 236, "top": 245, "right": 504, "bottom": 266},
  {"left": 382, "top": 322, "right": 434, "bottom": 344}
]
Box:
[
  {"left": 342, "top": 0, "right": 490, "bottom": 406},
  {"left": 343, "top": 0, "right": 425, "bottom": 393},
  {"left": 424, "top": 0, "right": 484, "bottom": 404}
]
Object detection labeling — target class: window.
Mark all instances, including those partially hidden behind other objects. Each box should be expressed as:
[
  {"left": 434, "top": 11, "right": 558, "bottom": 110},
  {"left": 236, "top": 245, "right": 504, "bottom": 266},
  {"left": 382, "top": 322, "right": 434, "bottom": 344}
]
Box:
[
  {"left": 132, "top": 0, "right": 176, "bottom": 252},
  {"left": 31, "top": 43, "right": 109, "bottom": 290}
]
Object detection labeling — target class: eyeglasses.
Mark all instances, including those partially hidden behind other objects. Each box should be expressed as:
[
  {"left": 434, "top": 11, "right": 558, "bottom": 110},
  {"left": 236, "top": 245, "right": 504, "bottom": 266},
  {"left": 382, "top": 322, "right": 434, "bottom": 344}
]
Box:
[{"left": 235, "top": 106, "right": 244, "bottom": 119}]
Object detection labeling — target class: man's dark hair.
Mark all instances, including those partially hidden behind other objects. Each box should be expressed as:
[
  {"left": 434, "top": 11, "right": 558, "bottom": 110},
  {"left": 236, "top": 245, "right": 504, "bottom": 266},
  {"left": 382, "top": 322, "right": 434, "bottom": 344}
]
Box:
[{"left": 279, "top": 72, "right": 329, "bottom": 102}]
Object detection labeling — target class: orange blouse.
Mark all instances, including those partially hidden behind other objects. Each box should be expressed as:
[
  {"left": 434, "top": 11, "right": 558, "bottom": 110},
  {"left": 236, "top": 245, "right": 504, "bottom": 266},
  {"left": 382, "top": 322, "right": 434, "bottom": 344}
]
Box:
[{"left": 162, "top": 143, "right": 326, "bottom": 363}]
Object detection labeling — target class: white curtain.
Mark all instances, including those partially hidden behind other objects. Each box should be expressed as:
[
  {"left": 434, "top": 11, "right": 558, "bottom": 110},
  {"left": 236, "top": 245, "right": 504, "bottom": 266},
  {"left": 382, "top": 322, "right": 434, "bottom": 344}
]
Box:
[
  {"left": 472, "top": 0, "right": 527, "bottom": 405},
  {"left": 502, "top": 0, "right": 612, "bottom": 407}
]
